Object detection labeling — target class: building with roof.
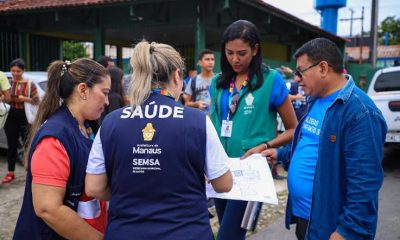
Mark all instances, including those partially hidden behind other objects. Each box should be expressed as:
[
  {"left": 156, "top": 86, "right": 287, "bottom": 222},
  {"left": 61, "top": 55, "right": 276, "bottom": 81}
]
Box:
[
  {"left": 346, "top": 45, "right": 400, "bottom": 67},
  {"left": 0, "top": 0, "right": 345, "bottom": 71}
]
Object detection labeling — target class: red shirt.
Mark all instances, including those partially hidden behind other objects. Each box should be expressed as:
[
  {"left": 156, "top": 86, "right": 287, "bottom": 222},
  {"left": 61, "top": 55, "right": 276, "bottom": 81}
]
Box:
[
  {"left": 10, "top": 80, "right": 39, "bottom": 109},
  {"left": 31, "top": 137, "right": 107, "bottom": 233}
]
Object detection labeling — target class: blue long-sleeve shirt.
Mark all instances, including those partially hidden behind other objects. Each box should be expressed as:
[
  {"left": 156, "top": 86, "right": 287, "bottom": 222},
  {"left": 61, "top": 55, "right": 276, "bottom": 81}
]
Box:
[{"left": 278, "top": 76, "right": 387, "bottom": 239}]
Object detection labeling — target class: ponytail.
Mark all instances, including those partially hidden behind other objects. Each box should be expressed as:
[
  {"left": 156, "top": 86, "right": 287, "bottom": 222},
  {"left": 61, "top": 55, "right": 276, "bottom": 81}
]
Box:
[
  {"left": 129, "top": 41, "right": 153, "bottom": 107},
  {"left": 129, "top": 40, "right": 185, "bottom": 107},
  {"left": 23, "top": 61, "right": 65, "bottom": 165}
]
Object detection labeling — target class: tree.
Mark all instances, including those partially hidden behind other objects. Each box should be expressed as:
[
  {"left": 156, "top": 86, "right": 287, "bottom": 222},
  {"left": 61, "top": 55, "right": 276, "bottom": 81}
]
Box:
[
  {"left": 62, "top": 41, "right": 89, "bottom": 61},
  {"left": 378, "top": 16, "right": 400, "bottom": 45}
]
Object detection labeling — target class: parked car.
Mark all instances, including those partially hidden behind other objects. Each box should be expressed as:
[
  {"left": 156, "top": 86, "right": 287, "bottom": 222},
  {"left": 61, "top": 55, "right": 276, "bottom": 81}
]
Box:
[
  {"left": 0, "top": 72, "right": 47, "bottom": 149},
  {"left": 367, "top": 66, "right": 400, "bottom": 146}
]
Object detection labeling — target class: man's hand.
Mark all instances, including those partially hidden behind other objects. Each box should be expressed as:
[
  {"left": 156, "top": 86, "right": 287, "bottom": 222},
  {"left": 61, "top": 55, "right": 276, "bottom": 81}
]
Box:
[
  {"left": 261, "top": 148, "right": 277, "bottom": 166},
  {"left": 241, "top": 144, "right": 266, "bottom": 160},
  {"left": 293, "top": 93, "right": 303, "bottom": 100},
  {"left": 281, "top": 65, "right": 293, "bottom": 74},
  {"left": 195, "top": 100, "right": 208, "bottom": 110},
  {"left": 329, "top": 231, "right": 345, "bottom": 240}
]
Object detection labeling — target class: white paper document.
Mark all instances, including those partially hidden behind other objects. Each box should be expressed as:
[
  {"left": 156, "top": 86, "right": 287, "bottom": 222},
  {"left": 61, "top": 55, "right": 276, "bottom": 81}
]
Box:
[{"left": 206, "top": 154, "right": 278, "bottom": 205}]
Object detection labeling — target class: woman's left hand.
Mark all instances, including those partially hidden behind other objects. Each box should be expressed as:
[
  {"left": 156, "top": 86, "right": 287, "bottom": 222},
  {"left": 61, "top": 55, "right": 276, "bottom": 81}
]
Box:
[
  {"left": 20, "top": 95, "right": 37, "bottom": 104},
  {"left": 18, "top": 95, "right": 31, "bottom": 103},
  {"left": 241, "top": 144, "right": 266, "bottom": 160}
]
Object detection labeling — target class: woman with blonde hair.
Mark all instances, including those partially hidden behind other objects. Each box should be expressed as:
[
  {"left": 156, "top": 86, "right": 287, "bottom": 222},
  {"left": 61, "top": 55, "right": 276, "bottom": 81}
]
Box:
[
  {"left": 85, "top": 40, "right": 233, "bottom": 239},
  {"left": 14, "top": 58, "right": 110, "bottom": 240}
]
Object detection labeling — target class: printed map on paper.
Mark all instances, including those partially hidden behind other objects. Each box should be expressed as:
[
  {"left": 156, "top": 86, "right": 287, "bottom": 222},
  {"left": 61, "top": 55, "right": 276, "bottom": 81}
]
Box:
[{"left": 206, "top": 154, "right": 278, "bottom": 204}]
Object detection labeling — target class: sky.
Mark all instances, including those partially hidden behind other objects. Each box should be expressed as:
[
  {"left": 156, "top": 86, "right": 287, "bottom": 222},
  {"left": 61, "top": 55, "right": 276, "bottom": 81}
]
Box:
[{"left": 264, "top": 0, "right": 400, "bottom": 37}]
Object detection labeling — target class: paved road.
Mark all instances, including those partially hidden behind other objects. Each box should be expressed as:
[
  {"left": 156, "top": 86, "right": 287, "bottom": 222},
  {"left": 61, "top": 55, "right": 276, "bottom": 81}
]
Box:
[{"left": 250, "top": 145, "right": 400, "bottom": 240}]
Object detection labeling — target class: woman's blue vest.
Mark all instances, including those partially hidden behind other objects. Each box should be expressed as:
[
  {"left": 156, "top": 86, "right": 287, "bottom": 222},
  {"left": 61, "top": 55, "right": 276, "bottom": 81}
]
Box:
[
  {"left": 13, "top": 105, "right": 98, "bottom": 240},
  {"left": 100, "top": 93, "right": 212, "bottom": 240}
]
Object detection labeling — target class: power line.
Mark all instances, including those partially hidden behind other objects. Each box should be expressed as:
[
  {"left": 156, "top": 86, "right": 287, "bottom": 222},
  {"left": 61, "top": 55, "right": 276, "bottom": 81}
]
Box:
[
  {"left": 340, "top": 7, "right": 365, "bottom": 63},
  {"left": 340, "top": 7, "right": 364, "bottom": 37}
]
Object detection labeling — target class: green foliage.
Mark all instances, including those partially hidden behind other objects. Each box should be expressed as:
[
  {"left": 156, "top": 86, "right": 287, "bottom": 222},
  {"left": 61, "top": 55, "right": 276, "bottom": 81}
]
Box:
[
  {"left": 62, "top": 41, "right": 89, "bottom": 61},
  {"left": 378, "top": 16, "right": 400, "bottom": 45}
]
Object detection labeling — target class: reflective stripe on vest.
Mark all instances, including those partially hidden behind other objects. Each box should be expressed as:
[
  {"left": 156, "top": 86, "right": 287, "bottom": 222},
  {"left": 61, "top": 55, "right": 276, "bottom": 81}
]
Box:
[{"left": 77, "top": 198, "right": 101, "bottom": 219}]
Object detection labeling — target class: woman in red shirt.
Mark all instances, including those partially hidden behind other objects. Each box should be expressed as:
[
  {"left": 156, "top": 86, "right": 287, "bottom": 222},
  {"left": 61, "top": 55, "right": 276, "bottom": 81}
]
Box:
[
  {"left": 2, "top": 59, "right": 39, "bottom": 184},
  {"left": 13, "top": 58, "right": 110, "bottom": 240}
]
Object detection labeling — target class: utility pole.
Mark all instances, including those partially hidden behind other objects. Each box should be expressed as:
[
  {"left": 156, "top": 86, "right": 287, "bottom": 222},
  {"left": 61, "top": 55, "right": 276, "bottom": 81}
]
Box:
[
  {"left": 349, "top": 8, "right": 354, "bottom": 37},
  {"left": 340, "top": 8, "right": 356, "bottom": 37},
  {"left": 359, "top": 6, "right": 364, "bottom": 64},
  {"left": 340, "top": 7, "right": 365, "bottom": 63},
  {"left": 370, "top": 0, "right": 379, "bottom": 67}
]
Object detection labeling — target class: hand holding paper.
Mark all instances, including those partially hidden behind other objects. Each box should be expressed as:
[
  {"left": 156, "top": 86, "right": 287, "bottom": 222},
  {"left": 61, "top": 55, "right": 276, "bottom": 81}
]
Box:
[{"left": 206, "top": 154, "right": 278, "bottom": 205}]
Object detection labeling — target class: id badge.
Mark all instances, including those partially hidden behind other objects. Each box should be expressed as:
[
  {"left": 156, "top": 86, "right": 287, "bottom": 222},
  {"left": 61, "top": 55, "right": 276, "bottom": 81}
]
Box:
[{"left": 221, "top": 120, "right": 233, "bottom": 137}]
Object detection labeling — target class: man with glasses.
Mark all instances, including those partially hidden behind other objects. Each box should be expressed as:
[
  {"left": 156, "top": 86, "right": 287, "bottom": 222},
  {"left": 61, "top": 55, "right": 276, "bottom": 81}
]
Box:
[{"left": 263, "top": 38, "right": 387, "bottom": 240}]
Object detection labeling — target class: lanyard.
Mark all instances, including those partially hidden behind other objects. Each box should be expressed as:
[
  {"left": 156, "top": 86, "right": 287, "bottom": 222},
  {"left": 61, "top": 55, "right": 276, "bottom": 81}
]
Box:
[
  {"left": 79, "top": 122, "right": 95, "bottom": 140},
  {"left": 151, "top": 88, "right": 174, "bottom": 99},
  {"left": 227, "top": 77, "right": 248, "bottom": 120}
]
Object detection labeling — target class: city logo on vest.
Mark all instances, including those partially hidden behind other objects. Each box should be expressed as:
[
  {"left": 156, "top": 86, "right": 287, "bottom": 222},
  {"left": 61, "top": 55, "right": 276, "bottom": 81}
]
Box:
[
  {"left": 244, "top": 93, "right": 255, "bottom": 115},
  {"left": 245, "top": 93, "right": 254, "bottom": 106},
  {"left": 142, "top": 123, "right": 156, "bottom": 141}
]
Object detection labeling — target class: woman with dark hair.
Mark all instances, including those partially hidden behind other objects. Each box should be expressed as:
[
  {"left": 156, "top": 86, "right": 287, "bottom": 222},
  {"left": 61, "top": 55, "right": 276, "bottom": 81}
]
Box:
[
  {"left": 209, "top": 20, "right": 298, "bottom": 239},
  {"left": 13, "top": 58, "right": 110, "bottom": 240},
  {"left": 100, "top": 66, "right": 125, "bottom": 122},
  {"left": 2, "top": 58, "right": 39, "bottom": 184}
]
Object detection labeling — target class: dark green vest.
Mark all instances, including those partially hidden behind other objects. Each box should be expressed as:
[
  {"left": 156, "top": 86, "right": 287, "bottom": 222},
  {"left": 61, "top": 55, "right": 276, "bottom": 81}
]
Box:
[{"left": 210, "top": 69, "right": 277, "bottom": 157}]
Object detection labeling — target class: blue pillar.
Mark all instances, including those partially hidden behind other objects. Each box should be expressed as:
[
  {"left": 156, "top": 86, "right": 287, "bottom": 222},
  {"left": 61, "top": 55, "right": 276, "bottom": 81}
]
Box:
[
  {"left": 384, "top": 32, "right": 389, "bottom": 46},
  {"left": 320, "top": 8, "right": 339, "bottom": 34},
  {"left": 314, "top": 0, "right": 346, "bottom": 35}
]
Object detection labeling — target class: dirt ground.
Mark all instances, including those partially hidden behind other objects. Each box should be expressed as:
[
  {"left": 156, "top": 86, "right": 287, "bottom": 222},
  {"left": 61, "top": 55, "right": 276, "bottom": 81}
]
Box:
[{"left": 0, "top": 154, "right": 288, "bottom": 240}]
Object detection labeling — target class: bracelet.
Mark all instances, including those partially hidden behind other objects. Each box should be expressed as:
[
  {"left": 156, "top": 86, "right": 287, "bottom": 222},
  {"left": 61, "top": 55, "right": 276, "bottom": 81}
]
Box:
[{"left": 263, "top": 142, "right": 272, "bottom": 150}]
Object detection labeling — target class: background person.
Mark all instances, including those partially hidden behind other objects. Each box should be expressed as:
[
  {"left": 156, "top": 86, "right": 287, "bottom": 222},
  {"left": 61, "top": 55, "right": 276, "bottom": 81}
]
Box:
[
  {"left": 358, "top": 74, "right": 367, "bottom": 91},
  {"left": 264, "top": 38, "right": 387, "bottom": 240},
  {"left": 209, "top": 20, "right": 297, "bottom": 240},
  {"left": 13, "top": 58, "right": 110, "bottom": 240},
  {"left": 280, "top": 65, "right": 308, "bottom": 121},
  {"left": 2, "top": 59, "right": 39, "bottom": 184},
  {"left": 100, "top": 66, "right": 125, "bottom": 123},
  {"left": 180, "top": 69, "right": 198, "bottom": 105},
  {"left": 85, "top": 40, "right": 232, "bottom": 240},
  {"left": 0, "top": 71, "right": 11, "bottom": 102},
  {"left": 183, "top": 49, "right": 215, "bottom": 112},
  {"left": 97, "top": 56, "right": 115, "bottom": 69},
  {"left": 183, "top": 69, "right": 198, "bottom": 85}
]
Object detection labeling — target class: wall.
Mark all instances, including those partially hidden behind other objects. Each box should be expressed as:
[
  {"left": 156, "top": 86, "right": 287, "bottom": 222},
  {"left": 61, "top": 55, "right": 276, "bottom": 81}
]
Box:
[{"left": 347, "top": 63, "right": 380, "bottom": 92}]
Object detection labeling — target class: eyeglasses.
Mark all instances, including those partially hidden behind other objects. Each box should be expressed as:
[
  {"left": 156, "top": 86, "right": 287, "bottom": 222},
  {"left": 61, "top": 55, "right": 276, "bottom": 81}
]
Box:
[{"left": 294, "top": 62, "right": 320, "bottom": 79}]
